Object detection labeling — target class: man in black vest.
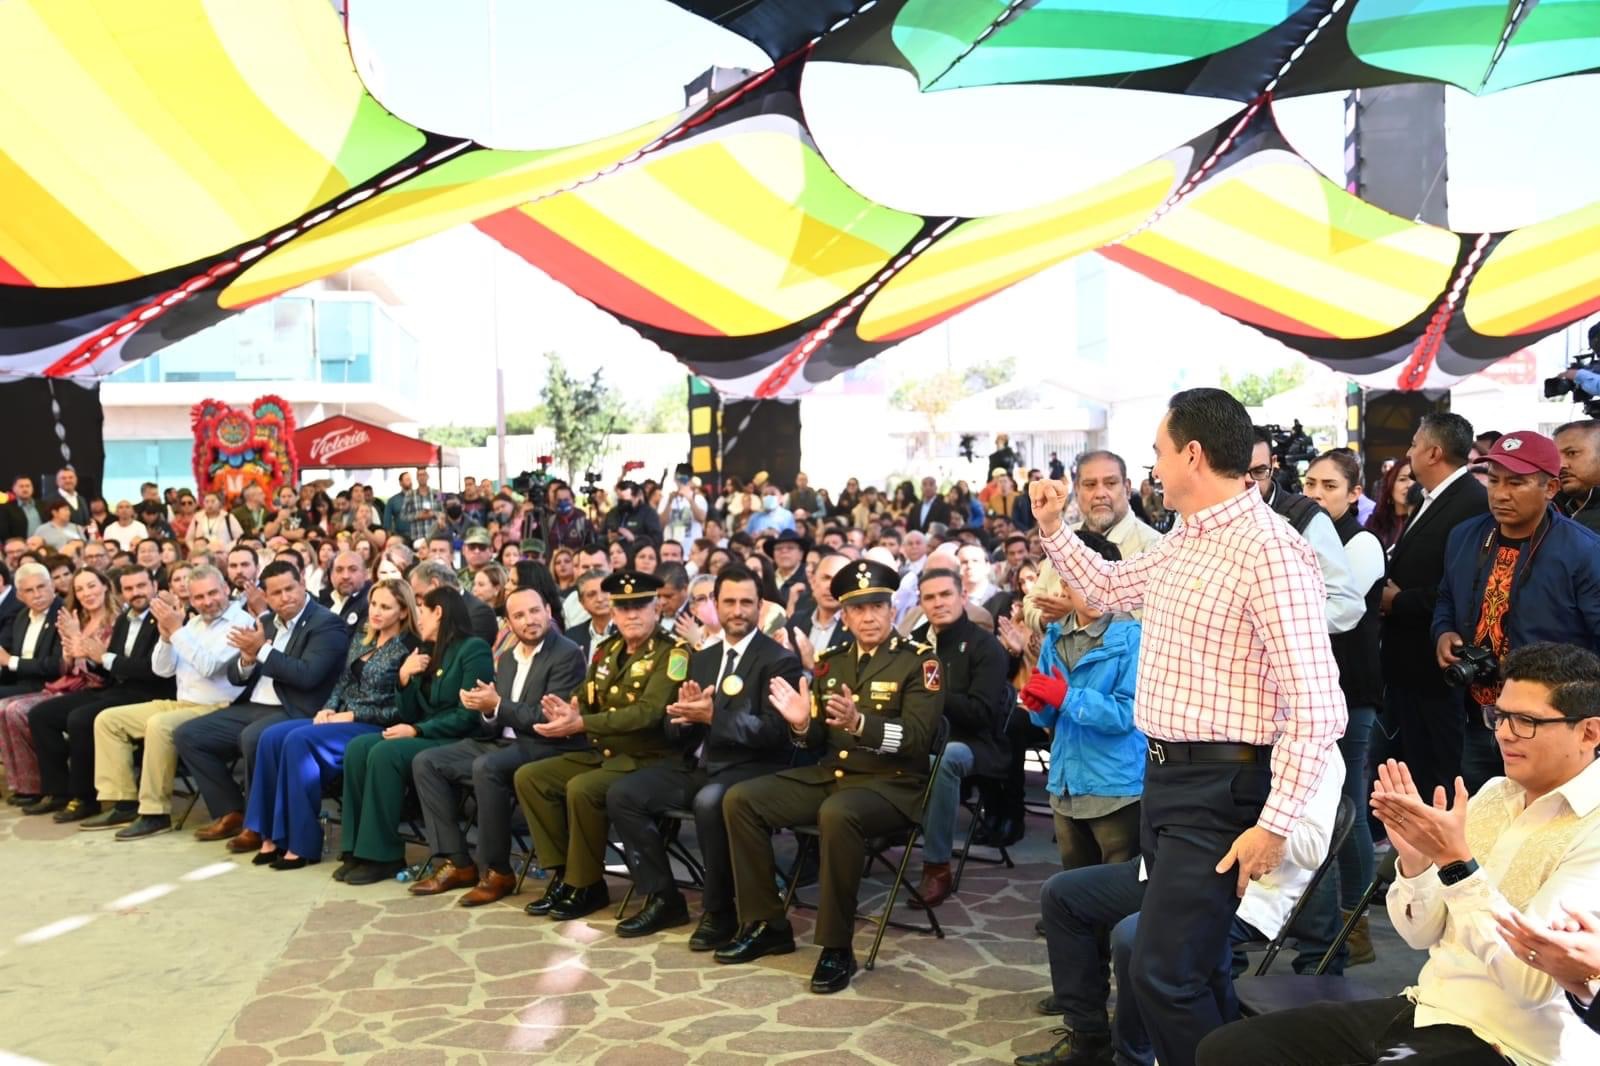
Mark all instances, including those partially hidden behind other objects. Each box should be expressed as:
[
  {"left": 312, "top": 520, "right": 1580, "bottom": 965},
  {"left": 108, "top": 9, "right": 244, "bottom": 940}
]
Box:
[{"left": 606, "top": 564, "right": 803, "bottom": 947}]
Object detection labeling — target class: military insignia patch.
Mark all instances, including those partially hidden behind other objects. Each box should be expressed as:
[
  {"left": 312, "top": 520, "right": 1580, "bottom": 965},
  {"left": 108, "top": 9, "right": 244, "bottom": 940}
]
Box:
[
  {"left": 923, "top": 660, "right": 941, "bottom": 692},
  {"left": 667, "top": 648, "right": 689, "bottom": 682},
  {"left": 814, "top": 660, "right": 830, "bottom": 679}
]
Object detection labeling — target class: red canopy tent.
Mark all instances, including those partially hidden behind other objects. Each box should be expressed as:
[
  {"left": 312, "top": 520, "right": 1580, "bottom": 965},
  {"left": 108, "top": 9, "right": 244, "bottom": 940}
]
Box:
[{"left": 293, "top": 414, "right": 459, "bottom": 472}]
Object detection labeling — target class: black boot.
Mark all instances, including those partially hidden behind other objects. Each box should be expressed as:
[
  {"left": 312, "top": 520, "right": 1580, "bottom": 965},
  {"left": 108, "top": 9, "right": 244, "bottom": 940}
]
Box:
[
  {"left": 1013, "top": 1028, "right": 1112, "bottom": 1066},
  {"left": 616, "top": 892, "right": 690, "bottom": 938}
]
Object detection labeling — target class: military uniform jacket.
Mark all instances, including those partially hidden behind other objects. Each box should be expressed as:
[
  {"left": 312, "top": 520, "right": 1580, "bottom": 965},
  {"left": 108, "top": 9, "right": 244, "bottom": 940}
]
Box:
[
  {"left": 576, "top": 631, "right": 689, "bottom": 770},
  {"left": 782, "top": 633, "right": 944, "bottom": 821}
]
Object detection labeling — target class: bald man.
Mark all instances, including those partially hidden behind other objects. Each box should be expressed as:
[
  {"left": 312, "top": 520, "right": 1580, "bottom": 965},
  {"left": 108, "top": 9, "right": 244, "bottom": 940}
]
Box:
[{"left": 316, "top": 550, "right": 370, "bottom": 632}]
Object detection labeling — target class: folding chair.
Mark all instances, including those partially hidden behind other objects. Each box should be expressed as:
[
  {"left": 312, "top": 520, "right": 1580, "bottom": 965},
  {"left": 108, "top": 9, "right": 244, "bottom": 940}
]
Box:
[
  {"left": 1232, "top": 823, "right": 1398, "bottom": 1017},
  {"left": 172, "top": 754, "right": 239, "bottom": 830},
  {"left": 781, "top": 719, "right": 951, "bottom": 971},
  {"left": 614, "top": 808, "right": 709, "bottom": 918},
  {"left": 951, "top": 772, "right": 1015, "bottom": 893},
  {"left": 1240, "top": 794, "right": 1356, "bottom": 977}
]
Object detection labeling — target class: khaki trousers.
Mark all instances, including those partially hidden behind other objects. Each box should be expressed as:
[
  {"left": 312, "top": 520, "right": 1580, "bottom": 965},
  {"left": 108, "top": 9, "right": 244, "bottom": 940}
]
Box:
[{"left": 94, "top": 700, "right": 226, "bottom": 814}]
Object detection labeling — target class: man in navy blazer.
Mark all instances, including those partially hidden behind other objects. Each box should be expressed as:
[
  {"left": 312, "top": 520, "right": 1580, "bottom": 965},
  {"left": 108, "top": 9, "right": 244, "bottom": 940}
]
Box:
[
  {"left": 174, "top": 560, "right": 350, "bottom": 845},
  {"left": 606, "top": 564, "right": 803, "bottom": 947}
]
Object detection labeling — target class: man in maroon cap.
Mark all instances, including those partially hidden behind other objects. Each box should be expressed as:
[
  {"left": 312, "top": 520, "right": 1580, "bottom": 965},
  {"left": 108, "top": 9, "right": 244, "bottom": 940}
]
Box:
[{"left": 1433, "top": 430, "right": 1600, "bottom": 791}]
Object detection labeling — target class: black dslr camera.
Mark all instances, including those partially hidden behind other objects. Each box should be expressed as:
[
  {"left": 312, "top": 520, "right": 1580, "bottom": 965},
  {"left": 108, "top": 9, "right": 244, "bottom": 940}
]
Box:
[{"left": 1443, "top": 644, "right": 1498, "bottom": 688}]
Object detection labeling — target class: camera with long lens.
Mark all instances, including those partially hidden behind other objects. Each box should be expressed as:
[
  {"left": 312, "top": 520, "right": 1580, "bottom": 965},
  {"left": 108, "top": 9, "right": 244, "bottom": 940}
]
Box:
[
  {"left": 1260, "top": 419, "right": 1317, "bottom": 493},
  {"left": 1544, "top": 323, "right": 1600, "bottom": 417},
  {"left": 1443, "top": 643, "right": 1499, "bottom": 688}
]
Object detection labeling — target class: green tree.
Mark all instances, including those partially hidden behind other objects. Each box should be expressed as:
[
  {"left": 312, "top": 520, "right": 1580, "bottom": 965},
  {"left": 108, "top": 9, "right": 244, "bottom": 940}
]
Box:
[
  {"left": 633, "top": 379, "right": 689, "bottom": 435},
  {"left": 420, "top": 424, "right": 491, "bottom": 448},
  {"left": 542, "top": 358, "right": 627, "bottom": 480},
  {"left": 1221, "top": 364, "right": 1307, "bottom": 407},
  {"left": 504, "top": 405, "right": 548, "bottom": 435}
]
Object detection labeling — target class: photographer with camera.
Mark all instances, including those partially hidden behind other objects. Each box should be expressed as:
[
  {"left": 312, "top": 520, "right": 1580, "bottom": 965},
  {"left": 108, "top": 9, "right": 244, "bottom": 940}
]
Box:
[
  {"left": 1555, "top": 418, "right": 1600, "bottom": 533},
  {"left": 603, "top": 480, "right": 662, "bottom": 549},
  {"left": 1434, "top": 431, "right": 1600, "bottom": 793}
]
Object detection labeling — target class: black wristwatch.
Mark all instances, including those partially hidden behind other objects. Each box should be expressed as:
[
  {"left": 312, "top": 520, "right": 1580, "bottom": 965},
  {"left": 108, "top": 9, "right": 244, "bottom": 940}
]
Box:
[{"left": 1437, "top": 858, "right": 1479, "bottom": 886}]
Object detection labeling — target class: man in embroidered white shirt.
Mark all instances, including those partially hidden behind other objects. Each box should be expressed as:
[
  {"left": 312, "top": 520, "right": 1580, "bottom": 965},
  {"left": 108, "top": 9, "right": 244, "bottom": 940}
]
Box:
[{"left": 1199, "top": 642, "right": 1600, "bottom": 1065}]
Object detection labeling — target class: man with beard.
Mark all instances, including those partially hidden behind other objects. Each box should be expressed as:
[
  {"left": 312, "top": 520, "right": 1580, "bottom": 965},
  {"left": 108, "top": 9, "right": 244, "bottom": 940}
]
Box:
[
  {"left": 1554, "top": 418, "right": 1600, "bottom": 533},
  {"left": 317, "top": 549, "right": 371, "bottom": 632},
  {"left": 604, "top": 480, "right": 663, "bottom": 549}
]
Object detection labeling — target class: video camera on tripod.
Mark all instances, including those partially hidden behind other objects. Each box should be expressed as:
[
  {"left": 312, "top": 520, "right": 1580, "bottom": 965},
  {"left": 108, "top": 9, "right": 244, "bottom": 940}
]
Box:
[
  {"left": 1544, "top": 322, "right": 1600, "bottom": 417},
  {"left": 1260, "top": 419, "right": 1317, "bottom": 493}
]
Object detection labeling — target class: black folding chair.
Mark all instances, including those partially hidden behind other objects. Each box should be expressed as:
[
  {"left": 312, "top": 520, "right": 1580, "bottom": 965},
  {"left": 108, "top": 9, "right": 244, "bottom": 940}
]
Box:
[
  {"left": 1242, "top": 794, "right": 1356, "bottom": 977},
  {"left": 781, "top": 719, "right": 951, "bottom": 971},
  {"left": 613, "top": 808, "right": 709, "bottom": 918},
  {"left": 171, "top": 754, "right": 239, "bottom": 830},
  {"left": 951, "top": 773, "right": 1015, "bottom": 893}
]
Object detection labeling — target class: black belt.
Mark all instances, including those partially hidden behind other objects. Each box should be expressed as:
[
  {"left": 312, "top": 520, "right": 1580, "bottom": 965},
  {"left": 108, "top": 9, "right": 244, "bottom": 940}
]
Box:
[{"left": 1146, "top": 740, "right": 1271, "bottom": 765}]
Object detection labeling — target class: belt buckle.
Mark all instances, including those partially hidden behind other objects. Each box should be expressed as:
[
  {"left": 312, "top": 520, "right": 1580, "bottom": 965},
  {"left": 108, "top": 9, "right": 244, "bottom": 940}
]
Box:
[{"left": 1147, "top": 740, "right": 1166, "bottom": 765}]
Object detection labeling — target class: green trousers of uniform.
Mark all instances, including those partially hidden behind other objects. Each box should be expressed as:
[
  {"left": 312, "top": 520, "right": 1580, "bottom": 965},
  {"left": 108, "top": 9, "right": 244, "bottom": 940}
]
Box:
[
  {"left": 340, "top": 733, "right": 450, "bottom": 862},
  {"left": 514, "top": 752, "right": 628, "bottom": 888},
  {"left": 723, "top": 775, "right": 910, "bottom": 949}
]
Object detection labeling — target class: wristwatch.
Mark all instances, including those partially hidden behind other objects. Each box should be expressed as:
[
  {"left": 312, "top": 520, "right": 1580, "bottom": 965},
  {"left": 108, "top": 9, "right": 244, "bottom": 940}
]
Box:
[{"left": 1437, "top": 858, "right": 1479, "bottom": 886}]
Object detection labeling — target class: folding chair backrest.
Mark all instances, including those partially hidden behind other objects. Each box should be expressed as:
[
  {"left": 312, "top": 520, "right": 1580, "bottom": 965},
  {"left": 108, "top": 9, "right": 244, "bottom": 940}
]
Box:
[
  {"left": 1253, "top": 793, "right": 1356, "bottom": 976},
  {"left": 915, "top": 717, "right": 953, "bottom": 819},
  {"left": 1309, "top": 847, "right": 1400, "bottom": 976}
]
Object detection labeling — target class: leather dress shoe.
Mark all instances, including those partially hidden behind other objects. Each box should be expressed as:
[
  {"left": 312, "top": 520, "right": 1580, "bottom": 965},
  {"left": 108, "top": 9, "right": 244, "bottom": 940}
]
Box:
[
  {"left": 79, "top": 806, "right": 138, "bottom": 831},
  {"left": 52, "top": 799, "right": 101, "bottom": 824},
  {"left": 343, "top": 859, "right": 406, "bottom": 885},
  {"left": 331, "top": 854, "right": 358, "bottom": 882},
  {"left": 21, "top": 795, "right": 67, "bottom": 816},
  {"left": 115, "top": 814, "right": 173, "bottom": 840},
  {"left": 714, "top": 920, "right": 796, "bottom": 964},
  {"left": 809, "top": 947, "right": 858, "bottom": 994},
  {"left": 909, "top": 862, "right": 953, "bottom": 910},
  {"left": 409, "top": 860, "right": 478, "bottom": 896},
  {"left": 523, "top": 875, "right": 569, "bottom": 916},
  {"left": 616, "top": 892, "right": 690, "bottom": 938},
  {"left": 460, "top": 869, "right": 517, "bottom": 908},
  {"left": 1036, "top": 995, "right": 1066, "bottom": 1015},
  {"left": 193, "top": 811, "right": 243, "bottom": 841},
  {"left": 688, "top": 911, "right": 740, "bottom": 952},
  {"left": 1012, "top": 1027, "right": 1112, "bottom": 1066},
  {"left": 271, "top": 854, "right": 314, "bottom": 871},
  {"left": 226, "top": 829, "right": 263, "bottom": 853},
  {"left": 547, "top": 881, "right": 611, "bottom": 921},
  {"left": 6, "top": 792, "right": 40, "bottom": 806}
]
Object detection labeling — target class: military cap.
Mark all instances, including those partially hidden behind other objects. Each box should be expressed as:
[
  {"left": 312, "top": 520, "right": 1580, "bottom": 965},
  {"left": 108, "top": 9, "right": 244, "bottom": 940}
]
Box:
[
  {"left": 462, "top": 526, "right": 492, "bottom": 547},
  {"left": 519, "top": 538, "right": 547, "bottom": 556},
  {"left": 832, "top": 558, "right": 899, "bottom": 605},
  {"left": 602, "top": 568, "right": 662, "bottom": 604}
]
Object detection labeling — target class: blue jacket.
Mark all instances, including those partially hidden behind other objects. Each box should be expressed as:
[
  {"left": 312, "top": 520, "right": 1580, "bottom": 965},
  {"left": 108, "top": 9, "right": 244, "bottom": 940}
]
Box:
[
  {"left": 1028, "top": 617, "right": 1144, "bottom": 800},
  {"left": 1432, "top": 508, "right": 1600, "bottom": 656}
]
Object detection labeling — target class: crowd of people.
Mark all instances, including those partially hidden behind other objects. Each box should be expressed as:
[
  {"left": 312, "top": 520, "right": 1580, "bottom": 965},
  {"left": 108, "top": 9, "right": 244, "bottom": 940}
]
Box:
[{"left": 3, "top": 395, "right": 1600, "bottom": 1064}]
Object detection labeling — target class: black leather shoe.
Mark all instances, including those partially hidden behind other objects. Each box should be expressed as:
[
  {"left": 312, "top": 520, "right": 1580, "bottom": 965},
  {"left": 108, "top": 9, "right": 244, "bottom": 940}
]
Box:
[
  {"left": 271, "top": 854, "right": 314, "bottom": 871},
  {"left": 52, "top": 799, "right": 100, "bottom": 823},
  {"left": 688, "top": 911, "right": 740, "bottom": 952},
  {"left": 809, "top": 947, "right": 857, "bottom": 994},
  {"left": 714, "top": 920, "right": 796, "bottom": 964},
  {"left": 1013, "top": 1027, "right": 1113, "bottom": 1066},
  {"left": 252, "top": 850, "right": 278, "bottom": 866},
  {"left": 343, "top": 860, "right": 405, "bottom": 885},
  {"left": 6, "top": 792, "right": 40, "bottom": 807},
  {"left": 21, "top": 795, "right": 67, "bottom": 816},
  {"left": 114, "top": 814, "right": 172, "bottom": 840},
  {"left": 79, "top": 806, "right": 137, "bottom": 831},
  {"left": 547, "top": 880, "right": 611, "bottom": 921},
  {"left": 616, "top": 892, "right": 690, "bottom": 938},
  {"left": 523, "top": 874, "right": 568, "bottom": 916},
  {"left": 1036, "top": 994, "right": 1066, "bottom": 1015},
  {"left": 331, "top": 854, "right": 358, "bottom": 881}
]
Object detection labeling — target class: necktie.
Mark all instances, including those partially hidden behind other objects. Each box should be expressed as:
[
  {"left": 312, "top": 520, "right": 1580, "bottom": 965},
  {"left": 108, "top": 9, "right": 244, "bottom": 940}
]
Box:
[
  {"left": 858, "top": 652, "right": 872, "bottom": 675},
  {"left": 718, "top": 647, "right": 739, "bottom": 687}
]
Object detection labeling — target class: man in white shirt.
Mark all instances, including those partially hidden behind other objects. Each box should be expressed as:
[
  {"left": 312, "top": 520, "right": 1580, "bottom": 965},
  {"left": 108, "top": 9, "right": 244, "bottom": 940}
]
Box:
[
  {"left": 92, "top": 565, "right": 248, "bottom": 839},
  {"left": 1198, "top": 641, "right": 1600, "bottom": 1065},
  {"left": 101, "top": 500, "right": 148, "bottom": 552},
  {"left": 54, "top": 466, "right": 89, "bottom": 527},
  {"left": 0, "top": 562, "right": 60, "bottom": 702}
]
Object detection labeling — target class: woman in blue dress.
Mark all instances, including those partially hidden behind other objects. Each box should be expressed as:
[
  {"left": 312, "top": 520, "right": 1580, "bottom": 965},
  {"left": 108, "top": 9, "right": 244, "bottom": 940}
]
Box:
[{"left": 243, "top": 577, "right": 418, "bottom": 869}]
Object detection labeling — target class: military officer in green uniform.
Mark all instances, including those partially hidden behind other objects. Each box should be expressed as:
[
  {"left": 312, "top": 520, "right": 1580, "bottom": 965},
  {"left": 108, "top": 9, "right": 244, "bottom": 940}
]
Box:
[
  {"left": 717, "top": 558, "right": 944, "bottom": 994},
  {"left": 514, "top": 569, "right": 689, "bottom": 921}
]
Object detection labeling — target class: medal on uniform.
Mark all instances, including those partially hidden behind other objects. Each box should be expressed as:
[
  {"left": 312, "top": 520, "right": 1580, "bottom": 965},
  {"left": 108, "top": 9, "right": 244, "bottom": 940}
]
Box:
[{"left": 721, "top": 674, "right": 744, "bottom": 697}]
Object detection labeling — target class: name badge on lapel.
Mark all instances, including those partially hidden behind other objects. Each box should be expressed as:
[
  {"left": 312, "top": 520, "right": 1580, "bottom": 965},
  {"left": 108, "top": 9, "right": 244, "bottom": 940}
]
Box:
[{"left": 869, "top": 681, "right": 898, "bottom": 700}]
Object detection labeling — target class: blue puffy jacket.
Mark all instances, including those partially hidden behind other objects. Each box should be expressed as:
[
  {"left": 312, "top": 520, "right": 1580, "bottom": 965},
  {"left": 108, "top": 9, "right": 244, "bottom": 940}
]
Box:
[{"left": 1028, "top": 617, "right": 1144, "bottom": 800}]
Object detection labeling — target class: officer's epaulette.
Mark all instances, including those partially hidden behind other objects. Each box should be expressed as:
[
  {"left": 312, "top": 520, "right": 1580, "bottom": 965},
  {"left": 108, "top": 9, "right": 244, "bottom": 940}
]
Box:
[
  {"left": 816, "top": 641, "right": 848, "bottom": 661},
  {"left": 593, "top": 632, "right": 625, "bottom": 661},
  {"left": 910, "top": 639, "right": 935, "bottom": 655}
]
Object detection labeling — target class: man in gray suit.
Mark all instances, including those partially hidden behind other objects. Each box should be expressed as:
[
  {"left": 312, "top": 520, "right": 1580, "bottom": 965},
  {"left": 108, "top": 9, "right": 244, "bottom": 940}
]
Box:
[{"left": 408, "top": 584, "right": 587, "bottom": 906}]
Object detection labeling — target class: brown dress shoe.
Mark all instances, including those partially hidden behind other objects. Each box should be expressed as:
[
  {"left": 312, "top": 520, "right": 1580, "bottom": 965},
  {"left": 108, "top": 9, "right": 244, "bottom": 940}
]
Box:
[
  {"left": 193, "top": 811, "right": 244, "bottom": 842},
  {"left": 409, "top": 860, "right": 479, "bottom": 896},
  {"left": 910, "top": 862, "right": 953, "bottom": 909},
  {"left": 459, "top": 869, "right": 517, "bottom": 907},
  {"left": 226, "top": 829, "right": 263, "bottom": 853}
]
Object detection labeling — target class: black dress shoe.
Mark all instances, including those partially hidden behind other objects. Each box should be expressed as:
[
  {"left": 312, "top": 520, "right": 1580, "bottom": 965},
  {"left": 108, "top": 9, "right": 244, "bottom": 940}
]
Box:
[
  {"left": 331, "top": 854, "right": 357, "bottom": 881},
  {"left": 52, "top": 799, "right": 100, "bottom": 823},
  {"left": 688, "top": 911, "right": 740, "bottom": 952},
  {"left": 547, "top": 880, "right": 611, "bottom": 921},
  {"left": 79, "top": 806, "right": 138, "bottom": 831},
  {"left": 114, "top": 814, "right": 173, "bottom": 840},
  {"left": 21, "top": 795, "right": 67, "bottom": 816},
  {"left": 616, "top": 892, "right": 690, "bottom": 938},
  {"left": 714, "top": 920, "right": 797, "bottom": 964},
  {"left": 252, "top": 851, "right": 278, "bottom": 866},
  {"left": 810, "top": 947, "right": 857, "bottom": 994},
  {"left": 6, "top": 792, "right": 40, "bottom": 807},
  {"left": 1013, "top": 1027, "right": 1113, "bottom": 1066},
  {"left": 344, "top": 859, "right": 406, "bottom": 885},
  {"left": 271, "top": 855, "right": 314, "bottom": 871},
  {"left": 1036, "top": 994, "right": 1066, "bottom": 1015},
  {"left": 523, "top": 875, "right": 568, "bottom": 916}
]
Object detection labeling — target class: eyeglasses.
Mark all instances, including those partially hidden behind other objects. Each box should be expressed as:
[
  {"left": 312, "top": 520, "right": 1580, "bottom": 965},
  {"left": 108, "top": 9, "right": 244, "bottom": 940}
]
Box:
[
  {"left": 1482, "top": 705, "right": 1590, "bottom": 739},
  {"left": 1246, "top": 465, "right": 1274, "bottom": 482}
]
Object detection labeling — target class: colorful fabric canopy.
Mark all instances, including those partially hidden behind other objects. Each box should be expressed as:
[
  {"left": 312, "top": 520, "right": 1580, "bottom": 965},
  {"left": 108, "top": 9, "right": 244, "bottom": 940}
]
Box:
[{"left": 3, "top": 0, "right": 1599, "bottom": 397}]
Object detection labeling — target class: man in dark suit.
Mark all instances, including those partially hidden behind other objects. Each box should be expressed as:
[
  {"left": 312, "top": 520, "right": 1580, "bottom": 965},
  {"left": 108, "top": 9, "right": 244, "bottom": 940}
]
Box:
[
  {"left": 174, "top": 560, "right": 350, "bottom": 845},
  {"left": 783, "top": 552, "right": 851, "bottom": 661},
  {"left": 408, "top": 585, "right": 588, "bottom": 906},
  {"left": 908, "top": 476, "right": 953, "bottom": 533},
  {"left": 1, "top": 477, "right": 43, "bottom": 542},
  {"left": 606, "top": 564, "right": 804, "bottom": 946},
  {"left": 317, "top": 549, "right": 371, "bottom": 632},
  {"left": 0, "top": 561, "right": 20, "bottom": 636},
  {"left": 410, "top": 559, "right": 498, "bottom": 646},
  {"left": 26, "top": 567, "right": 177, "bottom": 824},
  {"left": 0, "top": 561, "right": 62, "bottom": 703},
  {"left": 1381, "top": 412, "right": 1488, "bottom": 799}
]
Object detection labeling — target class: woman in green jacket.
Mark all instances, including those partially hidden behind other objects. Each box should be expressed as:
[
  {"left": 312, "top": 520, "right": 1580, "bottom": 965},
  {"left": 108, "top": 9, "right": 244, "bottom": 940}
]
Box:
[{"left": 337, "top": 586, "right": 494, "bottom": 885}]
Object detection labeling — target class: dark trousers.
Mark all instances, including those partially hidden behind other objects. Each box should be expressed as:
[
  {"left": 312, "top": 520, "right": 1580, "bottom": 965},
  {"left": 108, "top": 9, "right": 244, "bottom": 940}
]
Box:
[
  {"left": 411, "top": 737, "right": 577, "bottom": 872},
  {"left": 172, "top": 703, "right": 296, "bottom": 817},
  {"left": 1389, "top": 683, "right": 1466, "bottom": 801},
  {"left": 607, "top": 761, "right": 780, "bottom": 914},
  {"left": 1113, "top": 910, "right": 1259, "bottom": 1065},
  {"left": 1130, "top": 757, "right": 1269, "bottom": 1066},
  {"left": 1459, "top": 706, "right": 1504, "bottom": 795},
  {"left": 29, "top": 688, "right": 146, "bottom": 801},
  {"left": 1195, "top": 997, "right": 1505, "bottom": 1065},
  {"left": 1041, "top": 858, "right": 1145, "bottom": 1037},
  {"left": 244, "top": 720, "right": 378, "bottom": 860},
  {"left": 340, "top": 733, "right": 448, "bottom": 862},
  {"left": 724, "top": 776, "right": 910, "bottom": 948}
]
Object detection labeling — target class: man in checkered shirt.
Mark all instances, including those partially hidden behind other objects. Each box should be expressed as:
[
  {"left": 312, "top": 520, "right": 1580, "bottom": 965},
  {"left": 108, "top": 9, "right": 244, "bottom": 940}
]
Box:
[{"left": 1029, "top": 388, "right": 1345, "bottom": 1066}]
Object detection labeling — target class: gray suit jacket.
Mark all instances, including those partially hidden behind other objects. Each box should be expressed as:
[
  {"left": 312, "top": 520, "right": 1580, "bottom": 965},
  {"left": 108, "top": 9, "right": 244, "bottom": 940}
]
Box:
[{"left": 479, "top": 631, "right": 587, "bottom": 740}]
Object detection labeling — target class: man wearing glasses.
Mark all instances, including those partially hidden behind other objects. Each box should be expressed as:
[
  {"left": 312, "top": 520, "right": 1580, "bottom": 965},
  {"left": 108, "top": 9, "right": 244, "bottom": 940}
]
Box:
[{"left": 1199, "top": 642, "right": 1600, "bottom": 1065}]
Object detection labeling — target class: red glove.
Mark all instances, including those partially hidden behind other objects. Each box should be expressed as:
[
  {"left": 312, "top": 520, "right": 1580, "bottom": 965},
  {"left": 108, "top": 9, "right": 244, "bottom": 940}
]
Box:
[{"left": 1019, "top": 667, "right": 1068, "bottom": 712}]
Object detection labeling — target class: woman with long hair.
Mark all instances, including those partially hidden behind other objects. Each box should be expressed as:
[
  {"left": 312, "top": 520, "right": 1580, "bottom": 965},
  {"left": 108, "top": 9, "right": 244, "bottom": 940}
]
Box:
[
  {"left": 243, "top": 579, "right": 419, "bottom": 869},
  {"left": 890, "top": 480, "right": 919, "bottom": 520},
  {"left": 471, "top": 562, "right": 509, "bottom": 616},
  {"left": 336, "top": 586, "right": 494, "bottom": 884},
  {"left": 627, "top": 539, "right": 659, "bottom": 575},
  {"left": 549, "top": 546, "right": 577, "bottom": 595},
  {"left": 1365, "top": 459, "right": 1416, "bottom": 550}
]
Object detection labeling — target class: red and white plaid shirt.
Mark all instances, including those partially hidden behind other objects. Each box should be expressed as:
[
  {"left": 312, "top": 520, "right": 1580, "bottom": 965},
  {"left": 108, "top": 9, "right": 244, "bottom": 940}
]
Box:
[{"left": 1042, "top": 488, "right": 1345, "bottom": 836}]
